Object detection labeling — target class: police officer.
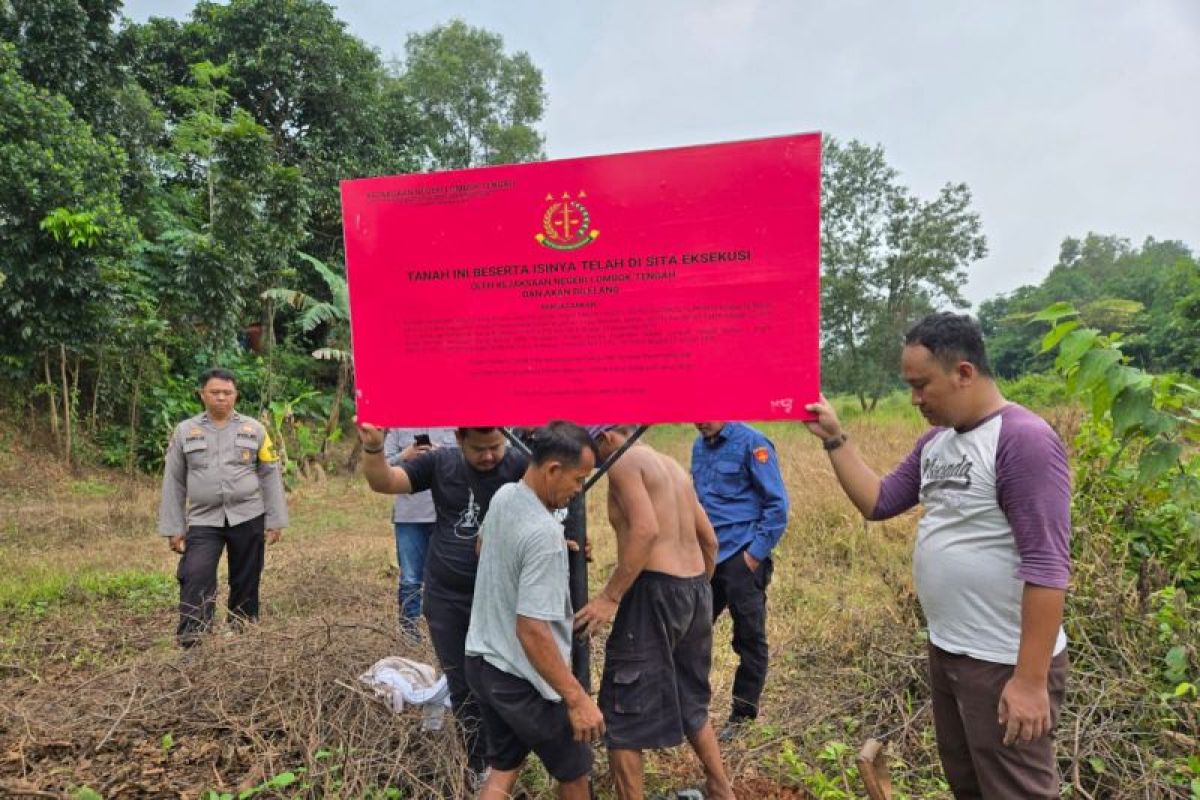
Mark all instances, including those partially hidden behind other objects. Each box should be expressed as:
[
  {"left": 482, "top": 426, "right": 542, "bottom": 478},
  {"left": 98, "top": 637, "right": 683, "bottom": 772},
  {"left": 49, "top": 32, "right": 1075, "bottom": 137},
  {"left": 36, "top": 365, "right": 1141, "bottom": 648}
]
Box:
[
  {"left": 158, "top": 368, "right": 288, "bottom": 647},
  {"left": 692, "top": 422, "right": 789, "bottom": 740}
]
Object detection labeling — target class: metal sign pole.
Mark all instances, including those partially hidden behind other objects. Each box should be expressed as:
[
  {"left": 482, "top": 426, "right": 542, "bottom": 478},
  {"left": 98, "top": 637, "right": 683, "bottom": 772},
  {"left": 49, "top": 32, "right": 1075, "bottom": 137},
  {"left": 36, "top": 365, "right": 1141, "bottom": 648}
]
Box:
[{"left": 501, "top": 425, "right": 650, "bottom": 692}]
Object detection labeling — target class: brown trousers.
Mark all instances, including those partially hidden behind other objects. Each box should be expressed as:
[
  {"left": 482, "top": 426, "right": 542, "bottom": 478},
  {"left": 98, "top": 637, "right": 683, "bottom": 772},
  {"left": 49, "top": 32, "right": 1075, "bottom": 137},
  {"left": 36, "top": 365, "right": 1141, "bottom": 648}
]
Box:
[{"left": 928, "top": 644, "right": 1069, "bottom": 799}]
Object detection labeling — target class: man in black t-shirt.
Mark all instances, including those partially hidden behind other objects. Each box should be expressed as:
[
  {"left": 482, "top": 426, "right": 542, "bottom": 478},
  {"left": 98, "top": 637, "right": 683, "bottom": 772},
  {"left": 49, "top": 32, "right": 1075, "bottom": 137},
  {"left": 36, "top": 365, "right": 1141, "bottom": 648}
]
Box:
[{"left": 359, "top": 424, "right": 528, "bottom": 776}]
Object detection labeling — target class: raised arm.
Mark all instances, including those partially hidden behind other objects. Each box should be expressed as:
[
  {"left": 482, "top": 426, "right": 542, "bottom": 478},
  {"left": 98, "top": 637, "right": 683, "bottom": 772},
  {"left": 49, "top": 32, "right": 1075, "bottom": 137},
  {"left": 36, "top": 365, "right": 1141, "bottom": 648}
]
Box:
[
  {"left": 803, "top": 396, "right": 885, "bottom": 517},
  {"left": 357, "top": 422, "right": 415, "bottom": 495}
]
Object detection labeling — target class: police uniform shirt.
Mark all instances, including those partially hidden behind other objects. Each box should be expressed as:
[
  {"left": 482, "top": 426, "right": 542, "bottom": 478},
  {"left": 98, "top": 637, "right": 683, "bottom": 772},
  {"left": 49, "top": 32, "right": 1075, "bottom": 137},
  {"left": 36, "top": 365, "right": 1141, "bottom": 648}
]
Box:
[
  {"left": 157, "top": 411, "right": 289, "bottom": 535},
  {"left": 691, "top": 422, "right": 789, "bottom": 565}
]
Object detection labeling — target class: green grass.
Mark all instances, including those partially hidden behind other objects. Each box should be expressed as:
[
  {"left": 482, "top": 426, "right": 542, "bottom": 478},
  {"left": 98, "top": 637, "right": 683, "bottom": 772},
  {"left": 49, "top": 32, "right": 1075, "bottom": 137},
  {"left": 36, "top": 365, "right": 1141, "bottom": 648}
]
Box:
[
  {"left": 68, "top": 478, "right": 118, "bottom": 497},
  {"left": 0, "top": 568, "right": 175, "bottom": 615}
]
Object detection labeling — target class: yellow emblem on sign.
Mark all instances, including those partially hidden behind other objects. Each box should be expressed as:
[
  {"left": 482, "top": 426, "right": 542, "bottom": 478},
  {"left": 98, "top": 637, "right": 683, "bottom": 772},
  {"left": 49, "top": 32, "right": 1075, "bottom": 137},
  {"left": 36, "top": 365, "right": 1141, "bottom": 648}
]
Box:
[{"left": 536, "top": 191, "right": 600, "bottom": 251}]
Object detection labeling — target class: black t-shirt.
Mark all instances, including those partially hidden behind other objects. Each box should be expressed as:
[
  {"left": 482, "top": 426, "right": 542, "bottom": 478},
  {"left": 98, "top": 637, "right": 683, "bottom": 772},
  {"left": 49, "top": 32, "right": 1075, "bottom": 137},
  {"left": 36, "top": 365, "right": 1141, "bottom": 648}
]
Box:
[{"left": 402, "top": 447, "right": 528, "bottom": 593}]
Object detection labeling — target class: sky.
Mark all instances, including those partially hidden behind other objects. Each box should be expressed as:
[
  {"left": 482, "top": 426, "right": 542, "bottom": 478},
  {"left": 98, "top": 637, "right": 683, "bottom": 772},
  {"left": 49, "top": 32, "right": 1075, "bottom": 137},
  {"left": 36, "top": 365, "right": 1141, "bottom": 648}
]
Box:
[{"left": 122, "top": 0, "right": 1200, "bottom": 307}]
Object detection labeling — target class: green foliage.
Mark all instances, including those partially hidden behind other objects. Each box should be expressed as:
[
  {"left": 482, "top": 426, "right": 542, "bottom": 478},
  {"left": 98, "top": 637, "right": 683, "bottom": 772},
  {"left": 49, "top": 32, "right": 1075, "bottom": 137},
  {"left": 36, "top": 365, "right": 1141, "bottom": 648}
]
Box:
[
  {"left": 997, "top": 372, "right": 1072, "bottom": 409},
  {"left": 401, "top": 19, "right": 546, "bottom": 169},
  {"left": 981, "top": 235, "right": 1200, "bottom": 377},
  {"left": 0, "top": 570, "right": 175, "bottom": 615},
  {"left": 262, "top": 253, "right": 349, "bottom": 347},
  {"left": 0, "top": 1, "right": 549, "bottom": 473},
  {"left": 1038, "top": 303, "right": 1200, "bottom": 588},
  {"left": 40, "top": 208, "right": 105, "bottom": 248},
  {"left": 821, "top": 136, "right": 987, "bottom": 408},
  {"left": 0, "top": 42, "right": 137, "bottom": 356},
  {"left": 0, "top": 0, "right": 123, "bottom": 128}
]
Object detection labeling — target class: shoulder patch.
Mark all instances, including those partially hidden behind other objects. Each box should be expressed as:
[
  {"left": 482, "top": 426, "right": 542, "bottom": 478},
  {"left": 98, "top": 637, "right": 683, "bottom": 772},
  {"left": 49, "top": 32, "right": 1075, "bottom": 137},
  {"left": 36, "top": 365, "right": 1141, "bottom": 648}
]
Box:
[
  {"left": 257, "top": 432, "right": 279, "bottom": 463},
  {"left": 754, "top": 446, "right": 770, "bottom": 463}
]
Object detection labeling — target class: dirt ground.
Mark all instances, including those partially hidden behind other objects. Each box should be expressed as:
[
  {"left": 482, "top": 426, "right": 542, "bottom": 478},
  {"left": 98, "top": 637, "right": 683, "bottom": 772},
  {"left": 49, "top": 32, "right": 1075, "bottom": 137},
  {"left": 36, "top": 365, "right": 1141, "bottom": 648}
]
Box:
[{"left": 0, "top": 420, "right": 934, "bottom": 799}]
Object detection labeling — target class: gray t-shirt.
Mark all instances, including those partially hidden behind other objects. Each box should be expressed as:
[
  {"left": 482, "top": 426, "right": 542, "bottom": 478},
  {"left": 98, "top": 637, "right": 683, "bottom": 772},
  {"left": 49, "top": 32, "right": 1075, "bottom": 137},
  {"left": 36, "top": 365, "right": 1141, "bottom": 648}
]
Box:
[{"left": 465, "top": 480, "right": 573, "bottom": 701}]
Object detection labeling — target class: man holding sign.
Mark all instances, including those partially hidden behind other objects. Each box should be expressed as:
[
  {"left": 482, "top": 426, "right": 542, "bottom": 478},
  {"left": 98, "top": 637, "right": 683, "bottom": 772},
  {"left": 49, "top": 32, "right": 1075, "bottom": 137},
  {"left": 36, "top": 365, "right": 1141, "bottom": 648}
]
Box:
[
  {"left": 358, "top": 424, "right": 528, "bottom": 777},
  {"left": 804, "top": 313, "right": 1071, "bottom": 798}
]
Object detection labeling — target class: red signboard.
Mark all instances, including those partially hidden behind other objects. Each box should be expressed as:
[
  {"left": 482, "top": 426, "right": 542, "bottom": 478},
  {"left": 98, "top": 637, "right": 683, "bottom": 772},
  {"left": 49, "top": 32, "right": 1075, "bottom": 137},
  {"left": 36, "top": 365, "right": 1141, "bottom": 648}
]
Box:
[{"left": 341, "top": 133, "right": 821, "bottom": 427}]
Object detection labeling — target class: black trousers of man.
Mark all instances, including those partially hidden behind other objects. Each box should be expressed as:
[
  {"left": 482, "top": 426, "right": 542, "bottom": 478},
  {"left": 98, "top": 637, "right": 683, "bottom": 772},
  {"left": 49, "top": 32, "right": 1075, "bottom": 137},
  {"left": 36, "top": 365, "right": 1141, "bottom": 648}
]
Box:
[
  {"left": 710, "top": 547, "right": 773, "bottom": 722},
  {"left": 423, "top": 583, "right": 486, "bottom": 773},
  {"left": 176, "top": 514, "right": 265, "bottom": 646}
]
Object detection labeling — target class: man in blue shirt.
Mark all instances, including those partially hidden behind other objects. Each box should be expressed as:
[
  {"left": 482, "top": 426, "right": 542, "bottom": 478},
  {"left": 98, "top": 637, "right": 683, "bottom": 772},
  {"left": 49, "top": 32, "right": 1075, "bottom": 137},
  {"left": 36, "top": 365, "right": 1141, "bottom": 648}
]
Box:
[{"left": 692, "top": 422, "right": 789, "bottom": 740}]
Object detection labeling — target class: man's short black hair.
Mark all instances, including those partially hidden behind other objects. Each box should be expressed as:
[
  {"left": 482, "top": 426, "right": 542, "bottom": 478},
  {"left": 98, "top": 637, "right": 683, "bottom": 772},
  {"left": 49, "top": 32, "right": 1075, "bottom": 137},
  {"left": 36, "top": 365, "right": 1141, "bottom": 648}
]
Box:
[
  {"left": 528, "top": 421, "right": 597, "bottom": 467},
  {"left": 457, "top": 426, "right": 500, "bottom": 439},
  {"left": 199, "top": 367, "right": 238, "bottom": 388},
  {"left": 905, "top": 312, "right": 993, "bottom": 377}
]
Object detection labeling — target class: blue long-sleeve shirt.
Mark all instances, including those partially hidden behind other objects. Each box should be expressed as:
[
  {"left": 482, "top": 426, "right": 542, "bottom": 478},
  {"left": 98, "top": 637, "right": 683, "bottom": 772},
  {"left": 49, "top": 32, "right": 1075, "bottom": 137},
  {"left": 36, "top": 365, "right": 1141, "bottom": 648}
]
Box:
[{"left": 692, "top": 423, "right": 790, "bottom": 564}]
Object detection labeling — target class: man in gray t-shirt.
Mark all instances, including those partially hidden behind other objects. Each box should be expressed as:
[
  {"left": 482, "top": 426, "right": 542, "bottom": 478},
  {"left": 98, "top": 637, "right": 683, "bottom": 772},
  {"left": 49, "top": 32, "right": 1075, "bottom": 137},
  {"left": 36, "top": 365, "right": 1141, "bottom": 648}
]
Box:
[{"left": 464, "top": 422, "right": 604, "bottom": 800}]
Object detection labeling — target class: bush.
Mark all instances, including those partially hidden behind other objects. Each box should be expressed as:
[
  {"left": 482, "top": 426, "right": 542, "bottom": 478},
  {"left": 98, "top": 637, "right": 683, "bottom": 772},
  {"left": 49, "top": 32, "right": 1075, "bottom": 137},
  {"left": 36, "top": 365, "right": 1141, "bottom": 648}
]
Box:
[{"left": 998, "top": 371, "right": 1072, "bottom": 409}]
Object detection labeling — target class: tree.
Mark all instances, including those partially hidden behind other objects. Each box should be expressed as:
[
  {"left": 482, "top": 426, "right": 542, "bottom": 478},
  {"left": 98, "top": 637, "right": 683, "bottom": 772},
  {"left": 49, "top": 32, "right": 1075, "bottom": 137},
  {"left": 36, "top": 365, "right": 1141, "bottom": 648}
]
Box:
[
  {"left": 139, "top": 60, "right": 311, "bottom": 351},
  {"left": 0, "top": 42, "right": 136, "bottom": 360},
  {"left": 400, "top": 19, "right": 546, "bottom": 169},
  {"left": 119, "top": 0, "right": 423, "bottom": 272},
  {"left": 261, "top": 253, "right": 350, "bottom": 453},
  {"left": 0, "top": 42, "right": 139, "bottom": 460},
  {"left": 979, "top": 235, "right": 1199, "bottom": 377},
  {"left": 0, "top": 0, "right": 122, "bottom": 127},
  {"left": 820, "top": 137, "right": 988, "bottom": 407}
]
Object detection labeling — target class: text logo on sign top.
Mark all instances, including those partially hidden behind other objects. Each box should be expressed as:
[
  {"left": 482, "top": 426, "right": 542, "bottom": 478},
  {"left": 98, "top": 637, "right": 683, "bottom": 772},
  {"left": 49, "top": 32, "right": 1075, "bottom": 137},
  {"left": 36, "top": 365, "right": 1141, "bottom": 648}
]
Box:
[{"left": 536, "top": 190, "right": 601, "bottom": 251}]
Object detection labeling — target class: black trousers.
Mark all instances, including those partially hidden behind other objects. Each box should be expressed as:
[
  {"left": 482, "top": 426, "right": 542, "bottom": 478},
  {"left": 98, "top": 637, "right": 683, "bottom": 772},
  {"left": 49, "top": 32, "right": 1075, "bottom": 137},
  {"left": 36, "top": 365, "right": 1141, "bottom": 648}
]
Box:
[
  {"left": 176, "top": 514, "right": 266, "bottom": 646},
  {"left": 424, "top": 583, "right": 485, "bottom": 772},
  {"left": 710, "top": 547, "right": 773, "bottom": 721}
]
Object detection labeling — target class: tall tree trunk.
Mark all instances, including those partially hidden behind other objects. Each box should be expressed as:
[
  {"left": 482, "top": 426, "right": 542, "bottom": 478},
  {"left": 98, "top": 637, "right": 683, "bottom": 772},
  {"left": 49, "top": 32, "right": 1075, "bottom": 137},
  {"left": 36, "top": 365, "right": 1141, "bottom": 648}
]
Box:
[
  {"left": 321, "top": 359, "right": 348, "bottom": 453},
  {"left": 262, "top": 298, "right": 275, "bottom": 353},
  {"left": 71, "top": 351, "right": 82, "bottom": 462},
  {"left": 44, "top": 351, "right": 60, "bottom": 445},
  {"left": 90, "top": 351, "right": 104, "bottom": 433},
  {"left": 345, "top": 438, "right": 362, "bottom": 475},
  {"left": 60, "top": 344, "right": 73, "bottom": 467},
  {"left": 857, "top": 391, "right": 867, "bottom": 412},
  {"left": 127, "top": 360, "right": 143, "bottom": 475}
]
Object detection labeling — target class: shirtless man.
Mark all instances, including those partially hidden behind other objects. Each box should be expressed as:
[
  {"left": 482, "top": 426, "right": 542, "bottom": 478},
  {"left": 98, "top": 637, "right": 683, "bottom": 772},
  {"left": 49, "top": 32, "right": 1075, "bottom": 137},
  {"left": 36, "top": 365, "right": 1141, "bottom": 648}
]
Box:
[{"left": 575, "top": 425, "right": 734, "bottom": 800}]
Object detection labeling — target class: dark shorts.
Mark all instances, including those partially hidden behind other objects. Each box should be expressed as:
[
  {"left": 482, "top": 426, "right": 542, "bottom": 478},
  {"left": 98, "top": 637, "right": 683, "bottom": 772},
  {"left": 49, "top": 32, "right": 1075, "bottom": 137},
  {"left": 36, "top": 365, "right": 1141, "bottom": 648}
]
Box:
[
  {"left": 464, "top": 655, "right": 592, "bottom": 782},
  {"left": 599, "top": 571, "right": 713, "bottom": 750}
]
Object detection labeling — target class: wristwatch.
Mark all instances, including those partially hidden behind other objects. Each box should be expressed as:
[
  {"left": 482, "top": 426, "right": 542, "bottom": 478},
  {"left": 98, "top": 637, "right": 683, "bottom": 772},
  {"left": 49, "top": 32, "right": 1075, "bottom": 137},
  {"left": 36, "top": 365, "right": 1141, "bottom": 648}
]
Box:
[{"left": 822, "top": 432, "right": 848, "bottom": 452}]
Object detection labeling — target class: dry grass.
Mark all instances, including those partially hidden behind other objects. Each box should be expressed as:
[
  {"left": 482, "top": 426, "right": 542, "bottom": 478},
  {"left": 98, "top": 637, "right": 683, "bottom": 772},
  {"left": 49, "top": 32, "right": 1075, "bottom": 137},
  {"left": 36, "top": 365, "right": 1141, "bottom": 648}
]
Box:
[
  {"left": 1, "top": 418, "right": 934, "bottom": 799},
  {"left": 3, "top": 415, "right": 1185, "bottom": 798}
]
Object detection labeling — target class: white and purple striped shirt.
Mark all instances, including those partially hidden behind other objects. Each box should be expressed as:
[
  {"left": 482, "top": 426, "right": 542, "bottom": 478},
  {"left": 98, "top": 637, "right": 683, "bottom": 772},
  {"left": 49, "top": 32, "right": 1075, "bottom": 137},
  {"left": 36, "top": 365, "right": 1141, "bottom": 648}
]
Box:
[{"left": 871, "top": 403, "right": 1071, "bottom": 664}]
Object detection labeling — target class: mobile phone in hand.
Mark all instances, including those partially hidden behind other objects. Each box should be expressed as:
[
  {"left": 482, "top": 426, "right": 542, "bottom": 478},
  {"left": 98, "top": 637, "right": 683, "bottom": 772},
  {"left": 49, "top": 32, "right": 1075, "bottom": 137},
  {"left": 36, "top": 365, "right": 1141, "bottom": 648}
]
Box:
[{"left": 413, "top": 434, "right": 432, "bottom": 447}]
